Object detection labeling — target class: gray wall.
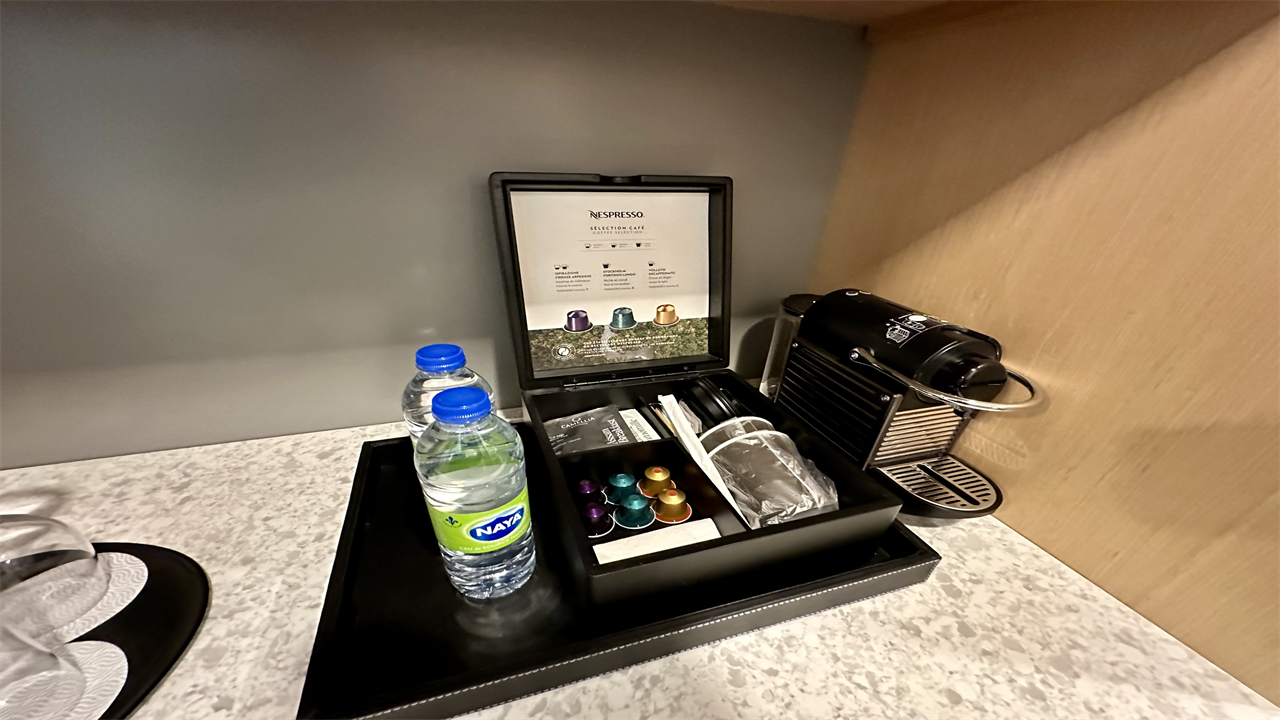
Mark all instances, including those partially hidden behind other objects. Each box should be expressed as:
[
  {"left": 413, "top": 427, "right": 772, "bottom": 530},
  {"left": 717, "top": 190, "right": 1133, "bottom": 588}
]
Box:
[{"left": 0, "top": 2, "right": 866, "bottom": 468}]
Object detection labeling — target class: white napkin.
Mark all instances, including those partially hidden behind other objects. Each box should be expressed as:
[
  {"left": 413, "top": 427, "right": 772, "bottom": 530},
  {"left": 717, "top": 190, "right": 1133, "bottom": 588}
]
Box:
[{"left": 658, "top": 393, "right": 747, "bottom": 524}]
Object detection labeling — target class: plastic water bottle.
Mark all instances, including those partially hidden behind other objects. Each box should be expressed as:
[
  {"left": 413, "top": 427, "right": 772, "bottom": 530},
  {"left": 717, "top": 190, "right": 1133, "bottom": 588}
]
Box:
[
  {"left": 415, "top": 386, "right": 535, "bottom": 599},
  {"left": 401, "top": 344, "right": 494, "bottom": 441}
]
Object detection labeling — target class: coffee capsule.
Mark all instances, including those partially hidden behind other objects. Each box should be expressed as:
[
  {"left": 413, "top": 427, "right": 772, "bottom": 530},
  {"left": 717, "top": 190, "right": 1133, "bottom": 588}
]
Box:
[
  {"left": 605, "top": 473, "right": 639, "bottom": 504},
  {"left": 576, "top": 478, "right": 606, "bottom": 504},
  {"left": 638, "top": 465, "right": 675, "bottom": 497},
  {"left": 609, "top": 307, "right": 637, "bottom": 330},
  {"left": 564, "top": 310, "right": 591, "bottom": 333},
  {"left": 654, "top": 304, "right": 679, "bottom": 326},
  {"left": 582, "top": 502, "right": 614, "bottom": 538},
  {"left": 654, "top": 489, "right": 692, "bottom": 524},
  {"left": 613, "top": 494, "right": 656, "bottom": 529}
]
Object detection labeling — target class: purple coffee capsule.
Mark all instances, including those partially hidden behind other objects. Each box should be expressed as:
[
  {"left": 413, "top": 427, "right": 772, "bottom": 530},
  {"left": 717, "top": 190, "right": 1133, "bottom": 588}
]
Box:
[
  {"left": 582, "top": 502, "right": 614, "bottom": 538},
  {"left": 564, "top": 310, "right": 591, "bottom": 333},
  {"left": 576, "top": 478, "right": 606, "bottom": 503}
]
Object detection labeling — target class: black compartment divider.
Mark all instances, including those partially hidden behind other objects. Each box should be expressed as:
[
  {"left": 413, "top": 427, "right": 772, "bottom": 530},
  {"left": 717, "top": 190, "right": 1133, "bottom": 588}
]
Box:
[{"left": 635, "top": 403, "right": 673, "bottom": 439}]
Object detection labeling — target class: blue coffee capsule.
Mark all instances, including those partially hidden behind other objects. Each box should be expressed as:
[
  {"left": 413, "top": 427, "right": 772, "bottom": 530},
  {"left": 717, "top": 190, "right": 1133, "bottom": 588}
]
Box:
[
  {"left": 613, "top": 494, "right": 655, "bottom": 530},
  {"left": 609, "top": 307, "right": 636, "bottom": 330},
  {"left": 605, "top": 473, "right": 639, "bottom": 504}
]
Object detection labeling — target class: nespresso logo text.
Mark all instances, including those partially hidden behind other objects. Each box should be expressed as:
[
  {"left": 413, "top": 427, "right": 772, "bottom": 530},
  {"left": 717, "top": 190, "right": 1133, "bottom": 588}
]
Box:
[{"left": 589, "top": 211, "right": 644, "bottom": 219}]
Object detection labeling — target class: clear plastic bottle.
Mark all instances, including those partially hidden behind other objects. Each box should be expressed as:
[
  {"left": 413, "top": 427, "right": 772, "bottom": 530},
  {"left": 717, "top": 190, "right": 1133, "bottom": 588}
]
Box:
[
  {"left": 401, "top": 344, "right": 494, "bottom": 441},
  {"left": 415, "top": 386, "right": 535, "bottom": 599}
]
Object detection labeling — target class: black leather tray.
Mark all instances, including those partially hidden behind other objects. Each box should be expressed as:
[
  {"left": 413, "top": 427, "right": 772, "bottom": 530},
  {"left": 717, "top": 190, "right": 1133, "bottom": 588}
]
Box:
[{"left": 298, "top": 428, "right": 940, "bottom": 719}]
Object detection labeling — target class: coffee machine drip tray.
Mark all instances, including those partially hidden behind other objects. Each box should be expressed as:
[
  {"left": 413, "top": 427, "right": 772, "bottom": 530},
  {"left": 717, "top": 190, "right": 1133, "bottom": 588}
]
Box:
[{"left": 875, "top": 455, "right": 1001, "bottom": 517}]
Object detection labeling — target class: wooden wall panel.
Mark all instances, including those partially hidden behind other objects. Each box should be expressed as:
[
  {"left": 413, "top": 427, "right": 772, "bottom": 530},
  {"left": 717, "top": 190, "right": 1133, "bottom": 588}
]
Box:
[
  {"left": 810, "top": 0, "right": 1279, "bottom": 292},
  {"left": 810, "top": 4, "right": 1280, "bottom": 703}
]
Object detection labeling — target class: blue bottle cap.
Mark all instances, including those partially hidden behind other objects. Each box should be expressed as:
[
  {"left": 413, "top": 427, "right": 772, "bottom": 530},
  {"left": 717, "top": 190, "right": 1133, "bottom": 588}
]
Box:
[
  {"left": 431, "top": 387, "right": 491, "bottom": 424},
  {"left": 415, "top": 344, "right": 466, "bottom": 372}
]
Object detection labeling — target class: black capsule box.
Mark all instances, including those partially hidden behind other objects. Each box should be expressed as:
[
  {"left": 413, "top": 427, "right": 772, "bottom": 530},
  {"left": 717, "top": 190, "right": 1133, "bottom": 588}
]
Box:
[{"left": 491, "top": 173, "right": 907, "bottom": 604}]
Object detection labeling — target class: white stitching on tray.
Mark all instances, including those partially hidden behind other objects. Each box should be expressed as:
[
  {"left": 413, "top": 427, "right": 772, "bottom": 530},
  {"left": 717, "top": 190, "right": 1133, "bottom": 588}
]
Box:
[
  {"left": 450, "top": 569, "right": 938, "bottom": 719},
  {"left": 355, "top": 558, "right": 936, "bottom": 712}
]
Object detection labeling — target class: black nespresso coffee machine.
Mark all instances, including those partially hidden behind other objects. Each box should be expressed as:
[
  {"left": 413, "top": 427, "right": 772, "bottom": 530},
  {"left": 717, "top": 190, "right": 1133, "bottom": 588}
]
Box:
[{"left": 761, "top": 289, "right": 1042, "bottom": 518}]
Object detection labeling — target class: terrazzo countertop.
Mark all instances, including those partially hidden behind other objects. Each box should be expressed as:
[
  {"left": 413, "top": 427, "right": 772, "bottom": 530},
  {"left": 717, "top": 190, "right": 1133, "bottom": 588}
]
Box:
[{"left": 1, "top": 422, "right": 1275, "bottom": 720}]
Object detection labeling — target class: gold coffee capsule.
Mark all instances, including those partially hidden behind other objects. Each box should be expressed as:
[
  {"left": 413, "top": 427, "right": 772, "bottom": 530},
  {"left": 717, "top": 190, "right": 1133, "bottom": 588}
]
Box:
[
  {"left": 654, "top": 489, "right": 692, "bottom": 524},
  {"left": 654, "top": 304, "right": 679, "bottom": 326},
  {"left": 639, "top": 466, "right": 675, "bottom": 497}
]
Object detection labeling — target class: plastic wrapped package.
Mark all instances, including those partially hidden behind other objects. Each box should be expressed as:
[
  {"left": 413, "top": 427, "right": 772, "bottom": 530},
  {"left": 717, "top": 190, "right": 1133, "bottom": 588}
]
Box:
[
  {"left": 702, "top": 430, "right": 839, "bottom": 529},
  {"left": 698, "top": 416, "right": 775, "bottom": 450}
]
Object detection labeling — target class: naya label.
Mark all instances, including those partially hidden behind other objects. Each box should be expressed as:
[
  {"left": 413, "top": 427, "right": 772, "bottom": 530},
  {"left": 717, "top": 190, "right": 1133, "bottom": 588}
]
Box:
[{"left": 426, "top": 488, "right": 531, "bottom": 554}]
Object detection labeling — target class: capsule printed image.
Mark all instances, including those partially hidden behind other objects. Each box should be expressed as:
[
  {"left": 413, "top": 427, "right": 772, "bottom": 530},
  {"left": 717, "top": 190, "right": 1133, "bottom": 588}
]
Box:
[
  {"left": 564, "top": 310, "right": 592, "bottom": 333},
  {"left": 654, "top": 304, "right": 679, "bottom": 326},
  {"left": 609, "top": 307, "right": 637, "bottom": 331}
]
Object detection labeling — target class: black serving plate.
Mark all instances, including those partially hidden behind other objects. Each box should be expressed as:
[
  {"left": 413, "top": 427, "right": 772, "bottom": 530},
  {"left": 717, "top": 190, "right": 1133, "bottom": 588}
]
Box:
[
  {"left": 298, "top": 427, "right": 939, "bottom": 719},
  {"left": 83, "top": 542, "right": 210, "bottom": 719}
]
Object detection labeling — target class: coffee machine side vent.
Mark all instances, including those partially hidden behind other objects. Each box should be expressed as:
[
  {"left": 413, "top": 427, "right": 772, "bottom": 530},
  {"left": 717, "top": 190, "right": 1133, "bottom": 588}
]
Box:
[{"left": 775, "top": 339, "right": 897, "bottom": 468}]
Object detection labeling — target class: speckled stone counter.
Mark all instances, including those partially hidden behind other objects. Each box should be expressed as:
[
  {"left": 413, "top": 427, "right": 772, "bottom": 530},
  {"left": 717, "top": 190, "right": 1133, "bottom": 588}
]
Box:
[{"left": 1, "top": 423, "right": 1275, "bottom": 720}]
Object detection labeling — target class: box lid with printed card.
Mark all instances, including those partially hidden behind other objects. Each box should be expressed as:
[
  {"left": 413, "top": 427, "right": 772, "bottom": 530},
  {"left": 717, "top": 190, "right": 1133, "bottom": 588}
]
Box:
[{"left": 492, "top": 173, "right": 731, "bottom": 389}]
